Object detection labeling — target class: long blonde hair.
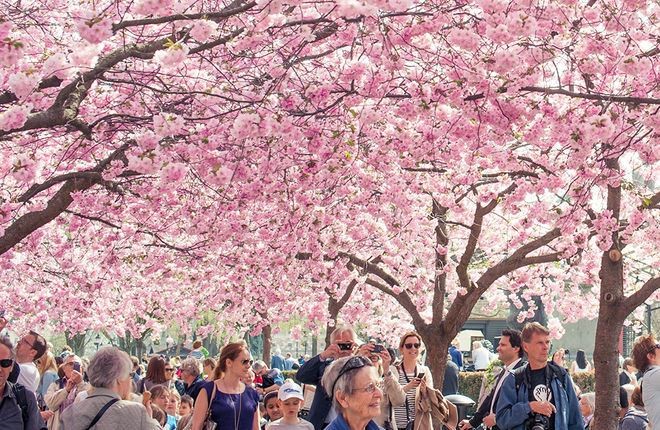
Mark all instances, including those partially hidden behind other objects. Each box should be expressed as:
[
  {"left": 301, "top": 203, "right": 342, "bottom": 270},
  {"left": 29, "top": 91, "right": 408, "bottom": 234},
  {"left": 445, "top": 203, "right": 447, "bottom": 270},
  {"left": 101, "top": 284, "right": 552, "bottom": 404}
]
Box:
[{"left": 36, "top": 351, "right": 58, "bottom": 375}]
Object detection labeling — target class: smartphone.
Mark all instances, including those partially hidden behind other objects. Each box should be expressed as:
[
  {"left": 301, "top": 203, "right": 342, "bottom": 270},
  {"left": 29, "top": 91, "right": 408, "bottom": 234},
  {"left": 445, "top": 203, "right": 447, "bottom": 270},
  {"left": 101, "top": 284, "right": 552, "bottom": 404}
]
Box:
[
  {"left": 417, "top": 372, "right": 425, "bottom": 379},
  {"left": 372, "top": 344, "right": 385, "bottom": 353},
  {"left": 72, "top": 362, "right": 81, "bottom": 372}
]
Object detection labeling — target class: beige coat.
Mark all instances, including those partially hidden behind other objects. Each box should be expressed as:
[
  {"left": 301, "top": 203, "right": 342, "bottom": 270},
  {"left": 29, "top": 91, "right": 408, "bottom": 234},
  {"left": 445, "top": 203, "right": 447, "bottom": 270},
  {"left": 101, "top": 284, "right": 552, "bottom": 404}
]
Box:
[
  {"left": 413, "top": 385, "right": 457, "bottom": 430},
  {"left": 59, "top": 387, "right": 161, "bottom": 430},
  {"left": 376, "top": 366, "right": 407, "bottom": 427},
  {"left": 45, "top": 379, "right": 91, "bottom": 430}
]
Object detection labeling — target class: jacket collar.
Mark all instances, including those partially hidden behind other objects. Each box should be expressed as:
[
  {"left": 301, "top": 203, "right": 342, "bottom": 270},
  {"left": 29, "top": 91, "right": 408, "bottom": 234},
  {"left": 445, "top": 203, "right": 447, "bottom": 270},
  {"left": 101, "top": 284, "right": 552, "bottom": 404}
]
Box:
[{"left": 86, "top": 387, "right": 121, "bottom": 400}]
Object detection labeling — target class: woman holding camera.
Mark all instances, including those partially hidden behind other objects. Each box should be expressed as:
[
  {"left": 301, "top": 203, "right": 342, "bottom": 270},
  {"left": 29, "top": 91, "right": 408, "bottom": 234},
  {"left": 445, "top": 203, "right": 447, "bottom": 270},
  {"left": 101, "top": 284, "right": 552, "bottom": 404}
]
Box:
[
  {"left": 45, "top": 355, "right": 90, "bottom": 430},
  {"left": 393, "top": 332, "right": 433, "bottom": 430}
]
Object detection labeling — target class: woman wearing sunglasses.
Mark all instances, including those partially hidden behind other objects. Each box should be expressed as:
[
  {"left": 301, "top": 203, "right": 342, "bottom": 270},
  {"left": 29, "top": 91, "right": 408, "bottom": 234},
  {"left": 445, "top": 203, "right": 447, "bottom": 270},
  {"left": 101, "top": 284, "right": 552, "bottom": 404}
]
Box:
[
  {"left": 190, "top": 341, "right": 260, "bottom": 430},
  {"left": 321, "top": 355, "right": 383, "bottom": 430},
  {"left": 392, "top": 332, "right": 433, "bottom": 430}
]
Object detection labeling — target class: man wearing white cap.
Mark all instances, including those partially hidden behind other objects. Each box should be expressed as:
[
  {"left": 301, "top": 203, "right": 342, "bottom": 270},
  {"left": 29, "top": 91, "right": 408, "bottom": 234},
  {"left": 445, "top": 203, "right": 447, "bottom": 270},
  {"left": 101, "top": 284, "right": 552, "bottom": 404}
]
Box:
[{"left": 266, "top": 381, "right": 314, "bottom": 430}]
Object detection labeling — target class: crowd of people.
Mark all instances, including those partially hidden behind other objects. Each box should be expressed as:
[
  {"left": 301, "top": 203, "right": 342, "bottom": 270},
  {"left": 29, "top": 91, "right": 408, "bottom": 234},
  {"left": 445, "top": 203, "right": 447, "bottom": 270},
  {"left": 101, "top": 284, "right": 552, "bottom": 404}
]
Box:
[{"left": 0, "top": 317, "right": 658, "bottom": 430}]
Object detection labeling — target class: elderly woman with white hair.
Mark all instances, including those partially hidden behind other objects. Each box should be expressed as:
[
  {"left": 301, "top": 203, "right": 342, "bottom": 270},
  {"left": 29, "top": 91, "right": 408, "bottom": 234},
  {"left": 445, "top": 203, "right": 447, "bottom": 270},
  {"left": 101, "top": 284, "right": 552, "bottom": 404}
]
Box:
[
  {"left": 578, "top": 392, "right": 595, "bottom": 429},
  {"left": 321, "top": 355, "right": 383, "bottom": 430},
  {"left": 59, "top": 346, "right": 161, "bottom": 430}
]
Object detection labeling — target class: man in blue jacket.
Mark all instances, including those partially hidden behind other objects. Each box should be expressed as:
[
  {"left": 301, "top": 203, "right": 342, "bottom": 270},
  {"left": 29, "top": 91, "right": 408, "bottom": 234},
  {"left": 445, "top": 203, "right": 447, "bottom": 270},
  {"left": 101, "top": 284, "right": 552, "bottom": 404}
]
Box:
[
  {"left": 496, "top": 322, "right": 583, "bottom": 430},
  {"left": 296, "top": 325, "right": 370, "bottom": 430}
]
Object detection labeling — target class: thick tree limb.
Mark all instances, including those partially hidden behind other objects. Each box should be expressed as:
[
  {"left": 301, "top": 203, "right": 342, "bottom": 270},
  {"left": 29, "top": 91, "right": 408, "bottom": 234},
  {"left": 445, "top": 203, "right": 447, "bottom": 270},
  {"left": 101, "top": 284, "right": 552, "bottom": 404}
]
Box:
[
  {"left": 364, "top": 277, "right": 427, "bottom": 329},
  {"left": 621, "top": 277, "right": 660, "bottom": 317},
  {"left": 0, "top": 144, "right": 131, "bottom": 256}
]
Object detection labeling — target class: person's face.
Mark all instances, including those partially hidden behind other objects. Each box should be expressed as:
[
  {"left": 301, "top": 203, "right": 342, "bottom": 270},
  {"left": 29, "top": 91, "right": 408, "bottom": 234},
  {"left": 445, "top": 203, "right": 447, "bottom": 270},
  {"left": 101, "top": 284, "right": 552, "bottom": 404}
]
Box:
[
  {"left": 153, "top": 390, "right": 170, "bottom": 410},
  {"left": 338, "top": 367, "right": 382, "bottom": 421},
  {"left": 523, "top": 332, "right": 551, "bottom": 366},
  {"left": 579, "top": 397, "right": 592, "bottom": 417},
  {"left": 204, "top": 364, "right": 214, "bottom": 376},
  {"left": 179, "top": 401, "right": 192, "bottom": 416},
  {"left": 266, "top": 398, "right": 283, "bottom": 421},
  {"left": 164, "top": 365, "right": 175, "bottom": 380},
  {"left": 648, "top": 344, "right": 660, "bottom": 366},
  {"left": 279, "top": 398, "right": 302, "bottom": 419},
  {"left": 497, "top": 336, "right": 519, "bottom": 364},
  {"left": 399, "top": 336, "right": 421, "bottom": 360},
  {"left": 242, "top": 370, "right": 255, "bottom": 385},
  {"left": 16, "top": 334, "right": 37, "bottom": 361},
  {"left": 166, "top": 395, "right": 179, "bottom": 415},
  {"left": 334, "top": 332, "right": 357, "bottom": 358},
  {"left": 0, "top": 344, "right": 14, "bottom": 389},
  {"left": 62, "top": 356, "right": 81, "bottom": 379},
  {"left": 228, "top": 349, "right": 253, "bottom": 378}
]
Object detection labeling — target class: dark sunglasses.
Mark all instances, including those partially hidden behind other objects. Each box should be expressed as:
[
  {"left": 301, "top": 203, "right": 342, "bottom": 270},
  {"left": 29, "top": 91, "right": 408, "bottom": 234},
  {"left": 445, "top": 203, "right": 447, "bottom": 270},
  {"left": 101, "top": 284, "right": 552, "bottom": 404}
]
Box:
[
  {"left": 330, "top": 356, "right": 372, "bottom": 398},
  {"left": 241, "top": 359, "right": 254, "bottom": 366},
  {"left": 165, "top": 368, "right": 175, "bottom": 372},
  {"left": 404, "top": 343, "right": 421, "bottom": 350},
  {"left": 650, "top": 343, "right": 660, "bottom": 353},
  {"left": 0, "top": 358, "right": 13, "bottom": 368}
]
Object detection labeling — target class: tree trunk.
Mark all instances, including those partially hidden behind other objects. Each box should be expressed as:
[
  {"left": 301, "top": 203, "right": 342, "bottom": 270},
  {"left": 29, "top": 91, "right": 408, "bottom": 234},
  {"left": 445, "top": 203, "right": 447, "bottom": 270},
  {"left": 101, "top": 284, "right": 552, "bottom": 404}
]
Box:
[
  {"left": 262, "top": 324, "right": 272, "bottom": 364},
  {"left": 65, "top": 331, "right": 88, "bottom": 356},
  {"left": 418, "top": 324, "right": 449, "bottom": 389}
]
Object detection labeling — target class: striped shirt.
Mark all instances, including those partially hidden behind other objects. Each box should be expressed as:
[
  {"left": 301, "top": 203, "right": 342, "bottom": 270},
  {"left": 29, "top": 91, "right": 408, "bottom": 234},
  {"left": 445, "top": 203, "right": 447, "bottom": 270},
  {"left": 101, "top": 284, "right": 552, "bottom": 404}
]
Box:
[{"left": 393, "top": 367, "right": 417, "bottom": 429}]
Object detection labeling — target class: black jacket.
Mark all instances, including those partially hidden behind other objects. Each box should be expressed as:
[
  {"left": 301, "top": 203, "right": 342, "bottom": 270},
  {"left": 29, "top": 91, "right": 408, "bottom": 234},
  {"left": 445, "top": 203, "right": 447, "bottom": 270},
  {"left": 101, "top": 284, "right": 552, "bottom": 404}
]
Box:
[{"left": 469, "top": 358, "right": 526, "bottom": 430}]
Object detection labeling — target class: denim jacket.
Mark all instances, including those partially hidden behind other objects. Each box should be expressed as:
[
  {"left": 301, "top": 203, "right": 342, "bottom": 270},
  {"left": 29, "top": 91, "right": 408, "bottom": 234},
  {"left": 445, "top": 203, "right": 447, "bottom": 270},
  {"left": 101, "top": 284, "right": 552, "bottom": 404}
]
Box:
[{"left": 495, "top": 363, "right": 583, "bottom": 430}]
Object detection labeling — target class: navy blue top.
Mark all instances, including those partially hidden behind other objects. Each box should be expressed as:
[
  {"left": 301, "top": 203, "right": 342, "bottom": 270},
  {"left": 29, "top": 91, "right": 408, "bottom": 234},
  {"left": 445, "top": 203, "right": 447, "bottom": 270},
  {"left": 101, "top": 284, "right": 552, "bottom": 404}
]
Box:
[{"left": 203, "top": 381, "right": 260, "bottom": 430}]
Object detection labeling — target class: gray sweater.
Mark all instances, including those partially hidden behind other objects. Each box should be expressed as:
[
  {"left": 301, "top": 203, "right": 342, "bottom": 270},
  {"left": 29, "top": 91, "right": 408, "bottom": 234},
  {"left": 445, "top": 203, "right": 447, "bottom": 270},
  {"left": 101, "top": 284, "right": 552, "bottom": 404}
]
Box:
[{"left": 59, "top": 387, "right": 161, "bottom": 430}]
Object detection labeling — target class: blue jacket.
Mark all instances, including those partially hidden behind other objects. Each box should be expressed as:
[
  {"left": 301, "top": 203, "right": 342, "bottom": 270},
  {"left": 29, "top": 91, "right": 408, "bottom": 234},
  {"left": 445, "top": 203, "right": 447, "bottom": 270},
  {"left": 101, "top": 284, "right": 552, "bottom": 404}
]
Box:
[
  {"left": 449, "top": 346, "right": 463, "bottom": 369},
  {"left": 495, "top": 363, "right": 584, "bottom": 430},
  {"left": 296, "top": 354, "right": 332, "bottom": 430},
  {"left": 325, "top": 411, "right": 381, "bottom": 430}
]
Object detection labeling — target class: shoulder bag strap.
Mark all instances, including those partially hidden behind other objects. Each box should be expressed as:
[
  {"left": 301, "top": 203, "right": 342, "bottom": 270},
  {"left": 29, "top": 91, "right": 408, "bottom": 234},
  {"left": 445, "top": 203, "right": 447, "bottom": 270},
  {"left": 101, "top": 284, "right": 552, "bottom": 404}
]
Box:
[
  {"left": 85, "top": 398, "right": 119, "bottom": 430},
  {"left": 400, "top": 364, "right": 416, "bottom": 423},
  {"left": 205, "top": 382, "right": 217, "bottom": 420}
]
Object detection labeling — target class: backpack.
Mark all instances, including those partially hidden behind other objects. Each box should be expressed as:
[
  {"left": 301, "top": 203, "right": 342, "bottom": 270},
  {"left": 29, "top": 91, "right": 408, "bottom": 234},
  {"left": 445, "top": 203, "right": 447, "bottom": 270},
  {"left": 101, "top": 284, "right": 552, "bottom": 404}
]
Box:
[
  {"left": 7, "top": 381, "right": 29, "bottom": 426},
  {"left": 513, "top": 361, "right": 568, "bottom": 394}
]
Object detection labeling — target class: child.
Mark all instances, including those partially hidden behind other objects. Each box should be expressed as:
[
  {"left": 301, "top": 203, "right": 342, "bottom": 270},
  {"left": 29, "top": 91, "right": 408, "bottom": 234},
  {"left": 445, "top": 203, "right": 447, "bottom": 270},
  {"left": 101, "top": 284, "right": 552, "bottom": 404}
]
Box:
[
  {"left": 266, "top": 381, "right": 313, "bottom": 430},
  {"left": 179, "top": 394, "right": 193, "bottom": 417},
  {"left": 261, "top": 391, "right": 283, "bottom": 430}
]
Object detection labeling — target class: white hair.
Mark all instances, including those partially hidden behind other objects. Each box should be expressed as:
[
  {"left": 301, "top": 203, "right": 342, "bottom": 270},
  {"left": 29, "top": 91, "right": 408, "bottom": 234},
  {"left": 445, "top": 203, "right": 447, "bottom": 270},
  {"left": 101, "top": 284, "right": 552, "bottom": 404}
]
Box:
[{"left": 86, "top": 346, "right": 132, "bottom": 389}]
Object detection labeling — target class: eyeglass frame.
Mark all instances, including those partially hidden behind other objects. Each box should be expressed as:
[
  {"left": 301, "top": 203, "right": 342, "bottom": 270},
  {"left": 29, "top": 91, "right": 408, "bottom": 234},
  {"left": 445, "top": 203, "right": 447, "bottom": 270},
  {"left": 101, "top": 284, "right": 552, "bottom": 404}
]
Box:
[
  {"left": 351, "top": 380, "right": 383, "bottom": 394},
  {"left": 0, "top": 358, "right": 14, "bottom": 369},
  {"left": 404, "top": 343, "right": 421, "bottom": 350},
  {"left": 329, "top": 356, "right": 373, "bottom": 399}
]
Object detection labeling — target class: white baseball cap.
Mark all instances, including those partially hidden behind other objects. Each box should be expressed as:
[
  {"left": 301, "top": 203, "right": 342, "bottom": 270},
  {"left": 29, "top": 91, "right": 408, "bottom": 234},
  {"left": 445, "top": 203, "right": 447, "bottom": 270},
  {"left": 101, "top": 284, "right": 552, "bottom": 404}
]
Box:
[{"left": 278, "top": 381, "right": 304, "bottom": 401}]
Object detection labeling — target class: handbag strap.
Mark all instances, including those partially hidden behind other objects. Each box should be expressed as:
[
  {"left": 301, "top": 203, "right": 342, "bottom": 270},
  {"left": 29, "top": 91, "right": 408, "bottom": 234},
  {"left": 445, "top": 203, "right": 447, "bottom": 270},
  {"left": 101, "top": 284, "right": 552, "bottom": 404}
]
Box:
[
  {"left": 86, "top": 398, "right": 119, "bottom": 430},
  {"left": 399, "top": 364, "right": 417, "bottom": 423},
  {"left": 205, "top": 382, "right": 217, "bottom": 420}
]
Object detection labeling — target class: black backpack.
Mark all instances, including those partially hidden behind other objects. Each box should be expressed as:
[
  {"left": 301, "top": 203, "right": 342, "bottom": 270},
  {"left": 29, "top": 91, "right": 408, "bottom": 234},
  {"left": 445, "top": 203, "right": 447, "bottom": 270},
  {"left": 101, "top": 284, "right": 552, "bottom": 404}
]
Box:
[{"left": 7, "top": 381, "right": 29, "bottom": 425}]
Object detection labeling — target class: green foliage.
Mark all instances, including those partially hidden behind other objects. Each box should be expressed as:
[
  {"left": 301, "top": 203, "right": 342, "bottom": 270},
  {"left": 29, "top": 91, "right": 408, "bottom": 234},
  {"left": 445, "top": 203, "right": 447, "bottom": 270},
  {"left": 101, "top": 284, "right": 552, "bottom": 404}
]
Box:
[
  {"left": 571, "top": 371, "right": 595, "bottom": 393},
  {"left": 283, "top": 370, "right": 298, "bottom": 381},
  {"left": 459, "top": 371, "right": 484, "bottom": 406}
]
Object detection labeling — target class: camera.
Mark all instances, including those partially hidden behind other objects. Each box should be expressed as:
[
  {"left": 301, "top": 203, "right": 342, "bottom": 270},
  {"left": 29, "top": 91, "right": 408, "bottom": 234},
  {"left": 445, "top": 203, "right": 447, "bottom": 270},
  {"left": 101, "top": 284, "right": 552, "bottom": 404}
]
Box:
[
  {"left": 372, "top": 344, "right": 385, "bottom": 353},
  {"left": 337, "top": 343, "right": 353, "bottom": 351},
  {"left": 527, "top": 413, "right": 549, "bottom": 430}
]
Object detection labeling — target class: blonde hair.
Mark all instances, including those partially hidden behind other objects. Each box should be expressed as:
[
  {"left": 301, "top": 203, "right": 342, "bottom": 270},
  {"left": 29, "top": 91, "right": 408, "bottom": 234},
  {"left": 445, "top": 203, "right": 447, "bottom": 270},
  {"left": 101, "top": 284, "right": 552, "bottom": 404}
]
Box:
[{"left": 36, "top": 351, "right": 58, "bottom": 375}]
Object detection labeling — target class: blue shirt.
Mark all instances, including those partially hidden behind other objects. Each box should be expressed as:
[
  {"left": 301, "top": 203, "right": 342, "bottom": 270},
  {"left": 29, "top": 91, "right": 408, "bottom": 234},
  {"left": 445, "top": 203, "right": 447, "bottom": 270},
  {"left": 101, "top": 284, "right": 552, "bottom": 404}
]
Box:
[
  {"left": 203, "top": 382, "right": 260, "bottom": 430},
  {"left": 325, "top": 411, "right": 381, "bottom": 430}
]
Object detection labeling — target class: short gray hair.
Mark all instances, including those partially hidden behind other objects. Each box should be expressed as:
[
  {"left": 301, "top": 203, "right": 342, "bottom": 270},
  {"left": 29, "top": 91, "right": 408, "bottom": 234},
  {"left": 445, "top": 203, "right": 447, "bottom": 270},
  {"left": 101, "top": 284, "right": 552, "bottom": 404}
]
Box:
[
  {"left": 321, "top": 356, "right": 373, "bottom": 413},
  {"left": 180, "top": 357, "right": 201, "bottom": 378},
  {"left": 330, "top": 325, "right": 356, "bottom": 344},
  {"left": 581, "top": 392, "right": 595, "bottom": 413},
  {"left": 252, "top": 360, "right": 267, "bottom": 373},
  {"left": 87, "top": 346, "right": 132, "bottom": 389}
]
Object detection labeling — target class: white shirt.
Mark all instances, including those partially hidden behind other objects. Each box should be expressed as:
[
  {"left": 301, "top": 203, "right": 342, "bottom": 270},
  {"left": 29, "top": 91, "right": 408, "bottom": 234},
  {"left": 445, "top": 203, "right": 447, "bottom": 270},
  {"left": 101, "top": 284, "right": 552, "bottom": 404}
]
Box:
[
  {"left": 643, "top": 366, "right": 660, "bottom": 429},
  {"left": 17, "top": 361, "right": 40, "bottom": 392},
  {"left": 473, "top": 347, "right": 491, "bottom": 371}
]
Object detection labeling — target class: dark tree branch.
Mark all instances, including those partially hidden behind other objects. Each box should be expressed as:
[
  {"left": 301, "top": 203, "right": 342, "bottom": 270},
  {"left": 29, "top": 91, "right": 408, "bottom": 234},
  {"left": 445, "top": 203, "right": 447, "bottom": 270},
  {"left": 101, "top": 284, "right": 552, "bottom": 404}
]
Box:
[
  {"left": 465, "top": 86, "right": 660, "bottom": 105},
  {"left": 622, "top": 277, "right": 660, "bottom": 317}
]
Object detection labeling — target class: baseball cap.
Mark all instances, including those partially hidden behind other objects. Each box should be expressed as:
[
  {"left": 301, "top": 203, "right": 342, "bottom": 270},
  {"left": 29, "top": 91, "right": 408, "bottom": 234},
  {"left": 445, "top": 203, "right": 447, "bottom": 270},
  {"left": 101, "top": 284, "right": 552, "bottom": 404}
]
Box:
[{"left": 278, "top": 381, "right": 304, "bottom": 401}]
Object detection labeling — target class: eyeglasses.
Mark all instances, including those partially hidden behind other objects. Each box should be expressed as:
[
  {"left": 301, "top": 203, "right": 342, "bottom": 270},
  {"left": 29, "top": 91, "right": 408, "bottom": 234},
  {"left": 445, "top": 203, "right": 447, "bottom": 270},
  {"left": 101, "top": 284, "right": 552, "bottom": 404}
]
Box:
[
  {"left": 0, "top": 359, "right": 13, "bottom": 368},
  {"left": 19, "top": 338, "right": 35, "bottom": 349},
  {"left": 404, "top": 343, "right": 421, "bottom": 350},
  {"left": 650, "top": 343, "right": 660, "bottom": 353},
  {"left": 352, "top": 381, "right": 383, "bottom": 394},
  {"left": 165, "top": 368, "right": 175, "bottom": 372},
  {"left": 330, "top": 356, "right": 372, "bottom": 398},
  {"left": 241, "top": 359, "right": 254, "bottom": 366}
]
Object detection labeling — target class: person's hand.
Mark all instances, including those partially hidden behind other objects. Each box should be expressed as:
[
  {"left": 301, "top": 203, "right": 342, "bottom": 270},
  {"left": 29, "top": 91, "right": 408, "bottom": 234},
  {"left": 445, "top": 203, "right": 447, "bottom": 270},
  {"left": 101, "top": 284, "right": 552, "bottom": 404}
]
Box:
[
  {"left": 404, "top": 378, "right": 421, "bottom": 391},
  {"left": 0, "top": 316, "right": 6, "bottom": 332},
  {"left": 40, "top": 410, "right": 55, "bottom": 421},
  {"left": 379, "top": 350, "right": 391, "bottom": 370},
  {"left": 256, "top": 386, "right": 264, "bottom": 395},
  {"left": 458, "top": 419, "right": 472, "bottom": 430},
  {"left": 143, "top": 392, "right": 154, "bottom": 417},
  {"left": 319, "top": 344, "right": 341, "bottom": 360},
  {"left": 70, "top": 370, "right": 83, "bottom": 385},
  {"left": 65, "top": 378, "right": 76, "bottom": 392},
  {"left": 483, "top": 413, "right": 496, "bottom": 427},
  {"left": 529, "top": 401, "right": 555, "bottom": 417},
  {"left": 356, "top": 343, "right": 373, "bottom": 357}
]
